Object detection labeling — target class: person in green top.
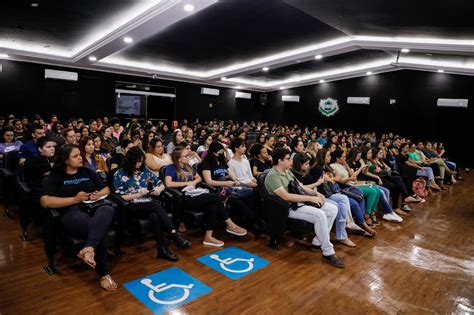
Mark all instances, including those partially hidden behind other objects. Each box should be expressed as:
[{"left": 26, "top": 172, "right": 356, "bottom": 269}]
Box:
[{"left": 264, "top": 147, "right": 345, "bottom": 269}]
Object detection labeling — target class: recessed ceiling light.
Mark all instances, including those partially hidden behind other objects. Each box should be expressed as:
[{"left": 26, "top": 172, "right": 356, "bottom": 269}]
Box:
[
  {"left": 262, "top": 67, "right": 269, "bottom": 72},
  {"left": 235, "top": 86, "right": 242, "bottom": 89},
  {"left": 0, "top": 53, "right": 10, "bottom": 58},
  {"left": 221, "top": 77, "right": 227, "bottom": 80},
  {"left": 123, "top": 37, "right": 133, "bottom": 44},
  {"left": 279, "top": 87, "right": 285, "bottom": 90},
  {"left": 437, "top": 69, "right": 444, "bottom": 73},
  {"left": 88, "top": 56, "right": 97, "bottom": 62},
  {"left": 315, "top": 54, "right": 323, "bottom": 59},
  {"left": 401, "top": 48, "right": 410, "bottom": 53},
  {"left": 184, "top": 4, "right": 194, "bottom": 12},
  {"left": 319, "top": 79, "right": 325, "bottom": 83},
  {"left": 30, "top": 2, "right": 39, "bottom": 7},
  {"left": 425, "top": 53, "right": 433, "bottom": 56},
  {"left": 366, "top": 71, "right": 373, "bottom": 75}
]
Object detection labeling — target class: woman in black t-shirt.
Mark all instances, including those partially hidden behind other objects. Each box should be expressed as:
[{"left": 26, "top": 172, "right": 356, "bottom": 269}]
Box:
[
  {"left": 40, "top": 144, "right": 117, "bottom": 291},
  {"left": 249, "top": 143, "right": 271, "bottom": 177}
]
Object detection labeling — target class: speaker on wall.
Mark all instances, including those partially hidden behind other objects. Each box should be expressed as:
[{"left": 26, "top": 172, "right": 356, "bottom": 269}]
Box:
[{"left": 259, "top": 93, "right": 267, "bottom": 106}]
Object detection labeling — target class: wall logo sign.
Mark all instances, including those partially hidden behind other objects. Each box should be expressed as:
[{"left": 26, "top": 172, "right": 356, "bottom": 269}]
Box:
[
  {"left": 197, "top": 246, "right": 270, "bottom": 280},
  {"left": 319, "top": 98, "right": 339, "bottom": 117},
  {"left": 124, "top": 266, "right": 212, "bottom": 314}
]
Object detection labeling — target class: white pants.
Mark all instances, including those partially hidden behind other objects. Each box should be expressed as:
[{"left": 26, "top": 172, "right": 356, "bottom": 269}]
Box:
[{"left": 288, "top": 202, "right": 338, "bottom": 256}]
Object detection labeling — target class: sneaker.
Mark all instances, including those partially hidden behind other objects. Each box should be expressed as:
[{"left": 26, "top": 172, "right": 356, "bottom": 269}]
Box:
[
  {"left": 226, "top": 227, "right": 247, "bottom": 236},
  {"left": 322, "top": 254, "right": 345, "bottom": 268},
  {"left": 382, "top": 212, "right": 403, "bottom": 223},
  {"left": 203, "top": 240, "right": 225, "bottom": 247},
  {"left": 401, "top": 204, "right": 411, "bottom": 212}
]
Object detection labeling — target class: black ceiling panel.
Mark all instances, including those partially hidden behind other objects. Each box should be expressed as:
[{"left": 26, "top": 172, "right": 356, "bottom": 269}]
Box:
[
  {"left": 0, "top": 0, "right": 151, "bottom": 50},
  {"left": 284, "top": 0, "right": 474, "bottom": 39},
  {"left": 238, "top": 49, "right": 393, "bottom": 81},
  {"left": 111, "top": 0, "right": 346, "bottom": 71}
]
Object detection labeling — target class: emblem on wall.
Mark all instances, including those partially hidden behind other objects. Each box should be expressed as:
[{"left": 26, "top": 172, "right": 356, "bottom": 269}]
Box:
[{"left": 318, "top": 98, "right": 339, "bottom": 117}]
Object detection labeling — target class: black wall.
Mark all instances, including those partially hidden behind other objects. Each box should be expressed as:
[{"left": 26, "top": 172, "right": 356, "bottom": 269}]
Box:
[
  {"left": 264, "top": 70, "right": 473, "bottom": 166},
  {"left": 0, "top": 60, "right": 472, "bottom": 166},
  {"left": 0, "top": 60, "right": 264, "bottom": 123}
]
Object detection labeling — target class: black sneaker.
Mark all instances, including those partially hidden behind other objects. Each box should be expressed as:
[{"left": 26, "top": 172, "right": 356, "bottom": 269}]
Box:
[
  {"left": 322, "top": 254, "right": 345, "bottom": 268},
  {"left": 310, "top": 244, "right": 322, "bottom": 252}
]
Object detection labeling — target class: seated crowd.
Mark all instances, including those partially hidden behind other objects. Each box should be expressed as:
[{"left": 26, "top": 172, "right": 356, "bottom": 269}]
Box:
[{"left": 0, "top": 114, "right": 466, "bottom": 290}]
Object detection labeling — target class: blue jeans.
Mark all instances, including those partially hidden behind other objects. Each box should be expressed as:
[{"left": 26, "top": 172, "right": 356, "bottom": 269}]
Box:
[
  {"left": 327, "top": 193, "right": 350, "bottom": 240},
  {"left": 417, "top": 167, "right": 434, "bottom": 184},
  {"left": 375, "top": 185, "right": 394, "bottom": 214},
  {"left": 348, "top": 196, "right": 365, "bottom": 226},
  {"left": 445, "top": 161, "right": 457, "bottom": 171}
]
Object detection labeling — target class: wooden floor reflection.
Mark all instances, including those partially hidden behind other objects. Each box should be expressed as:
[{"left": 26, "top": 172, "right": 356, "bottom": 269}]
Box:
[{"left": 1, "top": 175, "right": 473, "bottom": 314}]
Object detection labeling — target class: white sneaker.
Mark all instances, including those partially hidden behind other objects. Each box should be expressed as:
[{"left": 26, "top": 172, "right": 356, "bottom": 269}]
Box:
[
  {"left": 401, "top": 204, "right": 411, "bottom": 212},
  {"left": 383, "top": 212, "right": 403, "bottom": 223}
]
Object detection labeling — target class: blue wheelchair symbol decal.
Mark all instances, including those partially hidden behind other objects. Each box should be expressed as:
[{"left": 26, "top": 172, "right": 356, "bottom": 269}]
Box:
[
  {"left": 209, "top": 254, "right": 255, "bottom": 273},
  {"left": 198, "top": 246, "right": 270, "bottom": 280},
  {"left": 124, "top": 266, "right": 211, "bottom": 314},
  {"left": 140, "top": 279, "right": 194, "bottom": 305}
]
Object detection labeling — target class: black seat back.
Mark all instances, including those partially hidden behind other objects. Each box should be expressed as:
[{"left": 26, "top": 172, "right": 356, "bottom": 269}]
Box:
[
  {"left": 3, "top": 150, "right": 19, "bottom": 174},
  {"left": 106, "top": 167, "right": 119, "bottom": 191}
]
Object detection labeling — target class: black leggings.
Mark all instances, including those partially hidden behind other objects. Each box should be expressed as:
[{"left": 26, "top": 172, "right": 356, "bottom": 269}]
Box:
[
  {"left": 228, "top": 195, "right": 258, "bottom": 226},
  {"left": 61, "top": 204, "right": 114, "bottom": 277},
  {"left": 182, "top": 193, "right": 229, "bottom": 230},
  {"left": 382, "top": 175, "right": 410, "bottom": 208},
  {"left": 126, "top": 200, "right": 174, "bottom": 246}
]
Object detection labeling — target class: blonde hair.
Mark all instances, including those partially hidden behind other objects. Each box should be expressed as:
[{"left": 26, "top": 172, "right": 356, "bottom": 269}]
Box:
[{"left": 170, "top": 146, "right": 193, "bottom": 181}]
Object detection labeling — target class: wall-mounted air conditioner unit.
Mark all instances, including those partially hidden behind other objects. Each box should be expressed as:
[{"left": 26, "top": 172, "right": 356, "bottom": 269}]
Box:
[
  {"left": 201, "top": 87, "right": 220, "bottom": 96},
  {"left": 436, "top": 98, "right": 468, "bottom": 108},
  {"left": 282, "top": 95, "right": 300, "bottom": 102},
  {"left": 347, "top": 97, "right": 370, "bottom": 105},
  {"left": 235, "top": 91, "right": 251, "bottom": 99},
  {"left": 44, "top": 69, "right": 78, "bottom": 81}
]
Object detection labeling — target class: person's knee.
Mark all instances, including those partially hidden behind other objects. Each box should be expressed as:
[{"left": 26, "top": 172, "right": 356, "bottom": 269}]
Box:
[
  {"left": 98, "top": 205, "right": 114, "bottom": 219},
  {"left": 326, "top": 203, "right": 338, "bottom": 217}
]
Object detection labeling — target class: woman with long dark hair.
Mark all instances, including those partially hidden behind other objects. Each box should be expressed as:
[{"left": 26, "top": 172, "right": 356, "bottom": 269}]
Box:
[
  {"left": 164, "top": 146, "right": 247, "bottom": 247},
  {"left": 113, "top": 147, "right": 191, "bottom": 261},
  {"left": 40, "top": 144, "right": 117, "bottom": 290}
]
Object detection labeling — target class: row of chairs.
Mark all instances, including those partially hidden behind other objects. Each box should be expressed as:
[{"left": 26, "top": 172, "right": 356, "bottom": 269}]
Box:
[{"left": 0, "top": 152, "right": 311, "bottom": 275}]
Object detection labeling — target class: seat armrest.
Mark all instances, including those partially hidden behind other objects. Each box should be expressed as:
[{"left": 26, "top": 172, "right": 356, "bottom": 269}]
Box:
[
  {"left": 198, "top": 182, "right": 217, "bottom": 193},
  {"left": 45, "top": 208, "right": 60, "bottom": 218},
  {"left": 109, "top": 193, "right": 130, "bottom": 208},
  {"left": 17, "top": 181, "right": 32, "bottom": 194},
  {"left": 0, "top": 169, "right": 13, "bottom": 177}
]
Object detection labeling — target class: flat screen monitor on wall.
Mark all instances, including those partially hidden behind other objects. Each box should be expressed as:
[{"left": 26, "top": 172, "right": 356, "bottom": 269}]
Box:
[{"left": 115, "top": 94, "right": 147, "bottom": 116}]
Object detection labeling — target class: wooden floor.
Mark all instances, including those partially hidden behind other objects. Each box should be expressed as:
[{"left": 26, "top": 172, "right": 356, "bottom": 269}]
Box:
[{"left": 1, "top": 175, "right": 474, "bottom": 315}]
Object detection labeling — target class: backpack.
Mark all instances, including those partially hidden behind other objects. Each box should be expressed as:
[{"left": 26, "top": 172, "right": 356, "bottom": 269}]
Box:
[{"left": 412, "top": 177, "right": 428, "bottom": 198}]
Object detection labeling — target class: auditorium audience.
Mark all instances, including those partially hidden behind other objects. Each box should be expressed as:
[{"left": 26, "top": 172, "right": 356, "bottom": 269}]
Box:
[{"left": 2, "top": 113, "right": 468, "bottom": 281}]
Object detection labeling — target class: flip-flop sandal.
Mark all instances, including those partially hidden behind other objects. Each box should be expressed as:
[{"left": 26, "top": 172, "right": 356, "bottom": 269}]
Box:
[
  {"left": 77, "top": 247, "right": 96, "bottom": 269},
  {"left": 100, "top": 275, "right": 118, "bottom": 291}
]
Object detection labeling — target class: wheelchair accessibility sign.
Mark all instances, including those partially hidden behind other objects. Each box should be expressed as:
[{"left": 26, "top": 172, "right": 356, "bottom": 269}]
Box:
[
  {"left": 197, "top": 246, "right": 270, "bottom": 280},
  {"left": 124, "top": 266, "right": 211, "bottom": 314}
]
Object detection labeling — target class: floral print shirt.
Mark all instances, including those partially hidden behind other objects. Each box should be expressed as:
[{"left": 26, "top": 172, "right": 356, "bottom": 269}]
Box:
[{"left": 113, "top": 167, "right": 162, "bottom": 195}]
